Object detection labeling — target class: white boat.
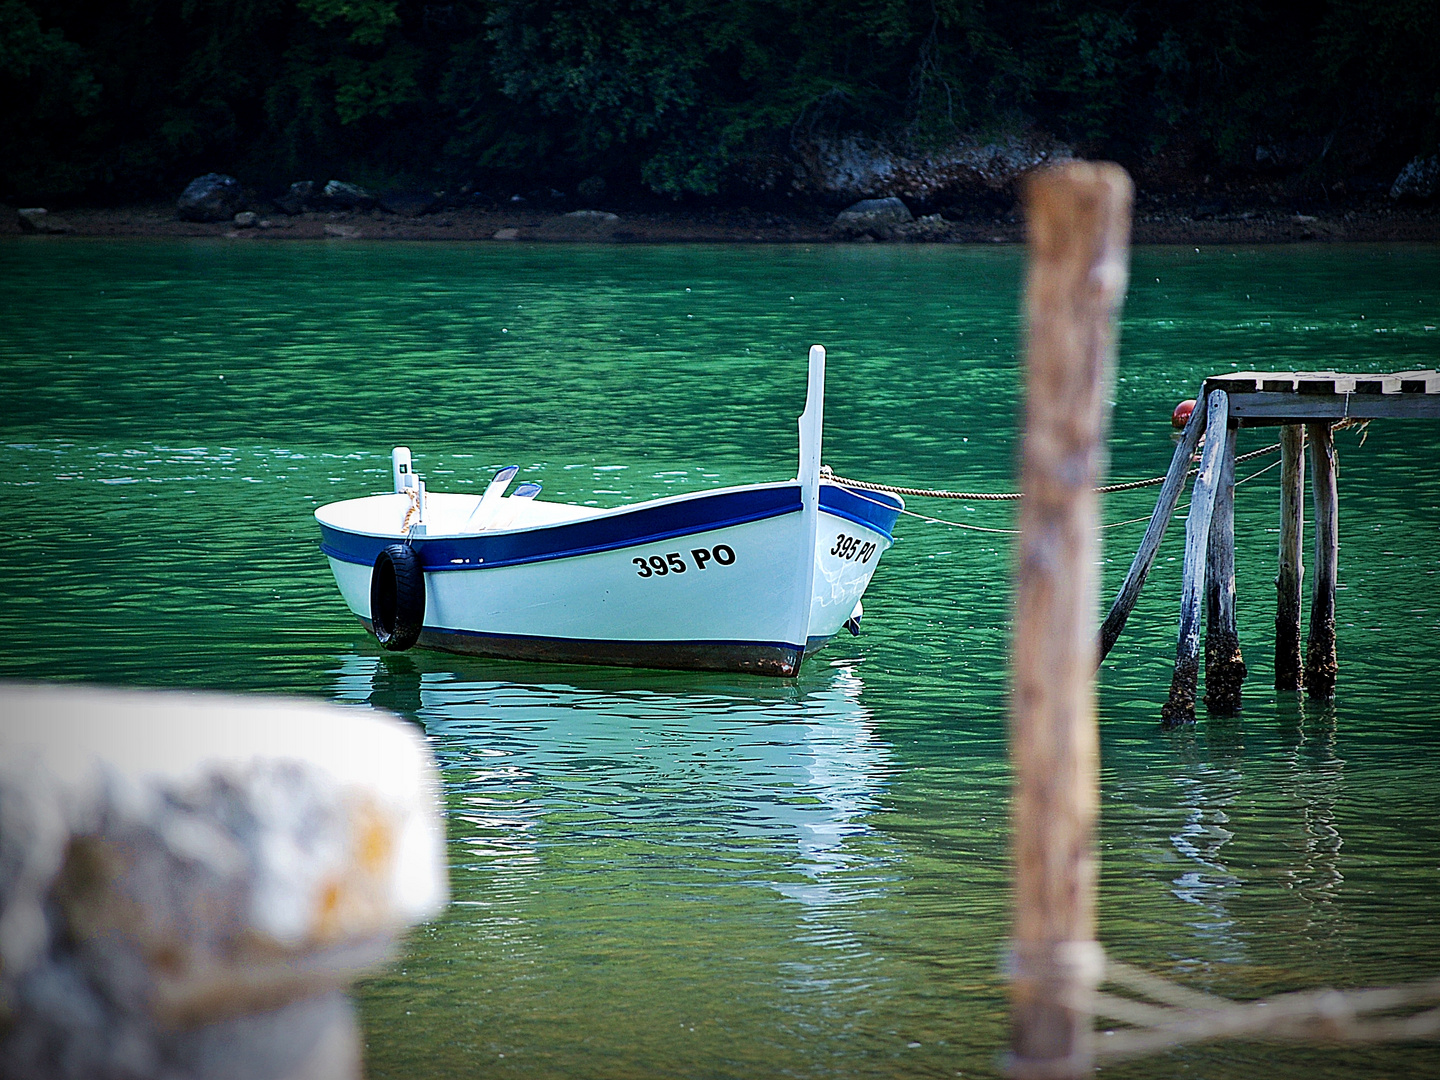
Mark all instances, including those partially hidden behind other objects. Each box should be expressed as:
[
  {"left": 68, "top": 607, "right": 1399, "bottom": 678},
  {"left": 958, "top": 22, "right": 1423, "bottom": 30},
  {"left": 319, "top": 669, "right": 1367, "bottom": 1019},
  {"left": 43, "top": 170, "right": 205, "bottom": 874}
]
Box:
[{"left": 315, "top": 346, "right": 902, "bottom": 676}]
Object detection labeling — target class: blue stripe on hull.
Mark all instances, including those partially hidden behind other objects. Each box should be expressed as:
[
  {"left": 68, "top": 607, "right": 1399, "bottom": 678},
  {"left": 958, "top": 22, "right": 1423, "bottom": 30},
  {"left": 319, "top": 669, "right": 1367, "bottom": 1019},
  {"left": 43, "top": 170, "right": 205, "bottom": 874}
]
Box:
[
  {"left": 819, "top": 483, "right": 901, "bottom": 540},
  {"left": 322, "top": 484, "right": 801, "bottom": 571},
  {"left": 361, "top": 618, "right": 812, "bottom": 677},
  {"left": 322, "top": 482, "right": 901, "bottom": 572}
]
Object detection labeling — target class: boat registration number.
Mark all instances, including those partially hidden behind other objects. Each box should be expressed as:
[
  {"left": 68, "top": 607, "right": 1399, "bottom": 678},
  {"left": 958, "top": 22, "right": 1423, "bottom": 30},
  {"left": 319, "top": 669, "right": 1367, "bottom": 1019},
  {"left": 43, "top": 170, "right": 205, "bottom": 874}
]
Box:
[
  {"left": 831, "top": 533, "right": 878, "bottom": 563},
  {"left": 633, "top": 545, "right": 736, "bottom": 578}
]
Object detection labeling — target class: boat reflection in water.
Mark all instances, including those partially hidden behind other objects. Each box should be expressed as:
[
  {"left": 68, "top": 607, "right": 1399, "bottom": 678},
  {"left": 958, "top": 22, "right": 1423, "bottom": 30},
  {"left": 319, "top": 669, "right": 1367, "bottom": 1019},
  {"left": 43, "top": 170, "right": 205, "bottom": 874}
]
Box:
[
  {"left": 332, "top": 651, "right": 898, "bottom": 917},
  {"left": 334, "top": 652, "right": 928, "bottom": 1076}
]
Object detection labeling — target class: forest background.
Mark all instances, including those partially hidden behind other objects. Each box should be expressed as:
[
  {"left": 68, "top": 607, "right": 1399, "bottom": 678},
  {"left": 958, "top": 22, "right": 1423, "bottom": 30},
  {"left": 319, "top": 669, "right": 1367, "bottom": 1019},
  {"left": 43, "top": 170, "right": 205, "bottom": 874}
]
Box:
[{"left": 2, "top": 0, "right": 1438, "bottom": 211}]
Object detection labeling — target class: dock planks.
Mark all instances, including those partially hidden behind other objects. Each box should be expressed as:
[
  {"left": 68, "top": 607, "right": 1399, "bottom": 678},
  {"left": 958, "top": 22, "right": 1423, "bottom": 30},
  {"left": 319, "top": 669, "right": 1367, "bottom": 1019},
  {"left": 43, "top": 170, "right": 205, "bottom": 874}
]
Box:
[{"left": 1204, "top": 370, "right": 1440, "bottom": 424}]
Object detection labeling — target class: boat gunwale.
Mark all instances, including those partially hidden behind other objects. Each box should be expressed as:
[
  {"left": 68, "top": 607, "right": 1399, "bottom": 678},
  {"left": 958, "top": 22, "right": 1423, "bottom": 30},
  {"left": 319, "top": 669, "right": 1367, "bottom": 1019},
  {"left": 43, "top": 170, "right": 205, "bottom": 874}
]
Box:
[
  {"left": 315, "top": 478, "right": 902, "bottom": 541},
  {"left": 317, "top": 481, "right": 902, "bottom": 573}
]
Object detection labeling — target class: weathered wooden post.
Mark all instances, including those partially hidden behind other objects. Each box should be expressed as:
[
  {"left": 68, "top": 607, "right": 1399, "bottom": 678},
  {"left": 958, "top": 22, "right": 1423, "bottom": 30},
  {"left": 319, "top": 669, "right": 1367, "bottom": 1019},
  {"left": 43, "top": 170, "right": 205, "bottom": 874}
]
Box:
[
  {"left": 1097, "top": 397, "right": 1207, "bottom": 664},
  {"left": 1275, "top": 425, "right": 1306, "bottom": 690},
  {"left": 1305, "top": 422, "right": 1339, "bottom": 697},
  {"left": 1204, "top": 426, "right": 1246, "bottom": 712},
  {"left": 1160, "top": 390, "right": 1228, "bottom": 727},
  {"left": 1009, "top": 161, "right": 1130, "bottom": 1078}
]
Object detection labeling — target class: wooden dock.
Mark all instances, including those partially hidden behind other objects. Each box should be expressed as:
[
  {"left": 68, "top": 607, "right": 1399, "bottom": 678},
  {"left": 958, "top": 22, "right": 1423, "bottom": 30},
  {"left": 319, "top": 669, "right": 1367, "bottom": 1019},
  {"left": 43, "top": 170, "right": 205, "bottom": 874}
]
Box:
[
  {"left": 1205, "top": 370, "right": 1440, "bottom": 424},
  {"left": 1099, "top": 369, "right": 1440, "bottom": 725}
]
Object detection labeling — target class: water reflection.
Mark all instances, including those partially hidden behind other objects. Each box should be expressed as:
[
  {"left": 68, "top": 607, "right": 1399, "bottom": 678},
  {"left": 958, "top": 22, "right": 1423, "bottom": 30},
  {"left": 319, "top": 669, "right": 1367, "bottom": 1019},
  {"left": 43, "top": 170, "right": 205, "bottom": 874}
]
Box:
[
  {"left": 1164, "top": 725, "right": 1246, "bottom": 964},
  {"left": 1105, "top": 703, "right": 1363, "bottom": 989},
  {"left": 333, "top": 652, "right": 897, "bottom": 916},
  {"left": 1274, "top": 696, "right": 1351, "bottom": 961},
  {"left": 1106, "top": 698, "right": 1362, "bottom": 999},
  {"left": 334, "top": 653, "right": 918, "bottom": 1074}
]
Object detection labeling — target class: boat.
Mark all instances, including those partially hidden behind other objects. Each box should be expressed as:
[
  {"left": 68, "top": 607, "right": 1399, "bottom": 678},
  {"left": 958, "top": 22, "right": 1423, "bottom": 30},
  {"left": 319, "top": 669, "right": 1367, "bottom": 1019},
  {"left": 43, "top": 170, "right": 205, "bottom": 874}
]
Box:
[{"left": 314, "top": 346, "right": 903, "bottom": 676}]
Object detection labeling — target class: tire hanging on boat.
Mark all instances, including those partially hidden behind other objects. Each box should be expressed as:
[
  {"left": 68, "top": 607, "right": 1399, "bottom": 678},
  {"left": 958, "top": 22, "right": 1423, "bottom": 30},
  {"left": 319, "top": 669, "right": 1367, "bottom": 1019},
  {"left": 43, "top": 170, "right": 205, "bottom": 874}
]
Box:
[{"left": 370, "top": 543, "right": 425, "bottom": 651}]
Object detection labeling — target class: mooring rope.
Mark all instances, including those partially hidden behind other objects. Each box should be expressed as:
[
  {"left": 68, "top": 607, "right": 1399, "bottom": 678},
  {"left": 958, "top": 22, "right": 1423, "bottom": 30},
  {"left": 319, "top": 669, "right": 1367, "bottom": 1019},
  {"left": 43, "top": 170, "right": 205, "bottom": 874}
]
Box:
[
  {"left": 822, "top": 442, "right": 1281, "bottom": 502},
  {"left": 840, "top": 451, "right": 1285, "bottom": 536}
]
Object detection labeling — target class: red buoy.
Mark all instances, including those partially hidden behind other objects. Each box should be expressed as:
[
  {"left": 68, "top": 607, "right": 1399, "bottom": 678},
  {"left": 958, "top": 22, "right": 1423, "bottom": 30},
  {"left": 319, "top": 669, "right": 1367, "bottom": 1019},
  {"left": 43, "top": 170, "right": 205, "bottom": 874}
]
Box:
[{"left": 1171, "top": 398, "right": 1196, "bottom": 429}]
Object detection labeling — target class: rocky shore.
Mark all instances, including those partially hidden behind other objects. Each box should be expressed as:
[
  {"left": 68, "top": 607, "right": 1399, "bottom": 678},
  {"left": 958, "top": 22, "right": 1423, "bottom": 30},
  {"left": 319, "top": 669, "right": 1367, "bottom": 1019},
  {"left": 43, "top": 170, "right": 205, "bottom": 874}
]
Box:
[{"left": 5, "top": 197, "right": 1438, "bottom": 245}]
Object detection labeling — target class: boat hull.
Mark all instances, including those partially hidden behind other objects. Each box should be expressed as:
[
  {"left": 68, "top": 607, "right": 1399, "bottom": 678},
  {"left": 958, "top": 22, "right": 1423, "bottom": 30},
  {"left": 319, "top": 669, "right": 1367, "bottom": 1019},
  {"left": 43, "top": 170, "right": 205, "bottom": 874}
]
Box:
[
  {"left": 364, "top": 621, "right": 810, "bottom": 676},
  {"left": 319, "top": 482, "right": 901, "bottom": 676}
]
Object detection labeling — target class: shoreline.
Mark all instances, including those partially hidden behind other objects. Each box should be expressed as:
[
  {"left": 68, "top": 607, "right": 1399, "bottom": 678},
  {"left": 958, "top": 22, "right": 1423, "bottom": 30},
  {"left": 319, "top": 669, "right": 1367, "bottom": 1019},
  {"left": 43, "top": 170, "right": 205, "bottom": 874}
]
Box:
[{"left": 6, "top": 200, "right": 1439, "bottom": 244}]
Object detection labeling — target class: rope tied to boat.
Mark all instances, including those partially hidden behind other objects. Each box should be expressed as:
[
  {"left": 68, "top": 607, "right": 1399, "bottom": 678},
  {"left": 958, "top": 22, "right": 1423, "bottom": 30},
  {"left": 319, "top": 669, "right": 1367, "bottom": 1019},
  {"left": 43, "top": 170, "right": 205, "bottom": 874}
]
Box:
[
  {"left": 400, "top": 485, "right": 422, "bottom": 536},
  {"left": 821, "top": 442, "right": 1281, "bottom": 501},
  {"left": 830, "top": 445, "right": 1285, "bottom": 536}
]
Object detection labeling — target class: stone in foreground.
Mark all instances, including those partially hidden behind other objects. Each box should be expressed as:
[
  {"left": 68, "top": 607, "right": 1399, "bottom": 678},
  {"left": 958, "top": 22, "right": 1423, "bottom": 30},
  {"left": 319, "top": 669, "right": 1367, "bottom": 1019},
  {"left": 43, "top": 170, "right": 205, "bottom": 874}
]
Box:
[{"left": 0, "top": 683, "right": 447, "bottom": 1080}]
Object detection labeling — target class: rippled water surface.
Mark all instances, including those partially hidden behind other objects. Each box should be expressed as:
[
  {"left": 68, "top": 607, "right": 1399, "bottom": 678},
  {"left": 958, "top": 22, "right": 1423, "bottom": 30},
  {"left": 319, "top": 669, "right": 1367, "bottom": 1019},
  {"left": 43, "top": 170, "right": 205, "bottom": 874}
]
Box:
[{"left": 1, "top": 240, "right": 1438, "bottom": 1077}]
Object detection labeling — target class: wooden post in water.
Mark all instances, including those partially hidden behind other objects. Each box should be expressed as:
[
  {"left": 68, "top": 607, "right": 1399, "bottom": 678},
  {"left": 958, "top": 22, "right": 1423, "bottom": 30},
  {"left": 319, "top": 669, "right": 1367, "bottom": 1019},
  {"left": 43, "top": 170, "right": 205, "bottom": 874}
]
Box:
[
  {"left": 1097, "top": 396, "right": 1207, "bottom": 665},
  {"left": 1305, "top": 422, "right": 1339, "bottom": 698},
  {"left": 1275, "top": 425, "right": 1306, "bottom": 690},
  {"left": 1204, "top": 426, "right": 1246, "bottom": 712},
  {"left": 1009, "top": 161, "right": 1130, "bottom": 1079},
  {"left": 1160, "top": 390, "right": 1229, "bottom": 728}
]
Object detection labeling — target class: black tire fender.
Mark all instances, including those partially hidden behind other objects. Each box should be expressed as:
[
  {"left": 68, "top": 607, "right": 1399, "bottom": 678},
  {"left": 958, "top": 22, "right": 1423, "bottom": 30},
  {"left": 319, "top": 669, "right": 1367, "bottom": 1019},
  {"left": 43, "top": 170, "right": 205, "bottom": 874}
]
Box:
[{"left": 370, "top": 543, "right": 425, "bottom": 651}]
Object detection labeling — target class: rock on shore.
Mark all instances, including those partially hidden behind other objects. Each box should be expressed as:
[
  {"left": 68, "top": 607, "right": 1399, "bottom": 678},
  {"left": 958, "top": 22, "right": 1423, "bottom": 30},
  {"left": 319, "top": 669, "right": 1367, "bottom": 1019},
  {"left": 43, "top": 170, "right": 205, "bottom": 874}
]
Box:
[
  {"left": 16, "top": 208, "right": 67, "bottom": 234},
  {"left": 177, "top": 174, "right": 245, "bottom": 222},
  {"left": 274, "top": 180, "right": 378, "bottom": 215},
  {"left": 801, "top": 133, "right": 1072, "bottom": 205},
  {"left": 323, "top": 180, "right": 375, "bottom": 211},
  {"left": 1391, "top": 155, "right": 1440, "bottom": 202},
  {"left": 834, "top": 196, "right": 913, "bottom": 238}
]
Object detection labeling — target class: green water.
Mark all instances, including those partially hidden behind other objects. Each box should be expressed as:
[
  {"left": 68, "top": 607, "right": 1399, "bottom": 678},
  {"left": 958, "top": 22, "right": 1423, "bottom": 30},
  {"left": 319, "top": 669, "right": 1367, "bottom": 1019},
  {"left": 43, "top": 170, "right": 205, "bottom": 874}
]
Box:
[{"left": 1, "top": 239, "right": 1438, "bottom": 1078}]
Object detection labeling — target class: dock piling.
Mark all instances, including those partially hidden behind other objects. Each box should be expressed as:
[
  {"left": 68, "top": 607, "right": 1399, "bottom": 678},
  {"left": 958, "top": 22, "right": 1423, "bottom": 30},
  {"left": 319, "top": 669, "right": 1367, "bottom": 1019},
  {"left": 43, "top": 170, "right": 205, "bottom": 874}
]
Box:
[
  {"left": 1161, "top": 389, "right": 1229, "bottom": 727},
  {"left": 1305, "top": 422, "right": 1339, "bottom": 698},
  {"left": 1204, "top": 426, "right": 1246, "bottom": 712},
  {"left": 1275, "top": 425, "right": 1306, "bottom": 690},
  {"left": 1097, "top": 395, "right": 1207, "bottom": 664},
  {"left": 1103, "top": 369, "right": 1434, "bottom": 721}
]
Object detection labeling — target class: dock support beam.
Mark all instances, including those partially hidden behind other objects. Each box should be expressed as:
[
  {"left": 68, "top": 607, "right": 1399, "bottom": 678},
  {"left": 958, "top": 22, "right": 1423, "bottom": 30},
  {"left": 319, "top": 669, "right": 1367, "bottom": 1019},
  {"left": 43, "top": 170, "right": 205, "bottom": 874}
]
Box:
[
  {"left": 1161, "top": 389, "right": 1228, "bottom": 727},
  {"left": 1204, "top": 426, "right": 1246, "bottom": 712},
  {"left": 1275, "top": 425, "right": 1306, "bottom": 690},
  {"left": 1305, "top": 422, "right": 1339, "bottom": 698},
  {"left": 1097, "top": 396, "right": 1207, "bottom": 665},
  {"left": 1008, "top": 161, "right": 1130, "bottom": 1079}
]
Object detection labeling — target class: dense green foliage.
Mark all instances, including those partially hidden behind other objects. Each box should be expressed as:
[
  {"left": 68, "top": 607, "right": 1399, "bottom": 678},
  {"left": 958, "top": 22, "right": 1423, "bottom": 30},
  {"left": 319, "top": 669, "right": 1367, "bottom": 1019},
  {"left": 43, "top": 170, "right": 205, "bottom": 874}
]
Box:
[{"left": 2, "top": 0, "right": 1436, "bottom": 202}]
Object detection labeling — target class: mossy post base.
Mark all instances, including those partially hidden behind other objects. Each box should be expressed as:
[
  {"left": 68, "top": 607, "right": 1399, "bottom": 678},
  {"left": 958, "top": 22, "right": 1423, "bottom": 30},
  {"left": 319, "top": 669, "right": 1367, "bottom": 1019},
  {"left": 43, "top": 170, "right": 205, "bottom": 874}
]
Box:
[
  {"left": 1305, "top": 422, "right": 1339, "bottom": 699},
  {"left": 1204, "top": 426, "right": 1246, "bottom": 713},
  {"left": 1275, "top": 424, "right": 1306, "bottom": 691},
  {"left": 1161, "top": 389, "right": 1229, "bottom": 728}
]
